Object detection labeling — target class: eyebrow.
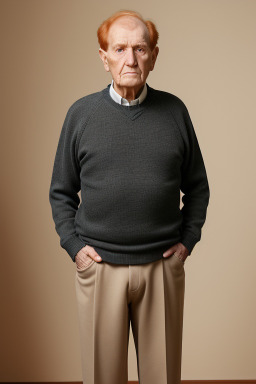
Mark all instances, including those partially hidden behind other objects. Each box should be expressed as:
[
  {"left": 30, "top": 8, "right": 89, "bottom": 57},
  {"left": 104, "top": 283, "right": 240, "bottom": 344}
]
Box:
[{"left": 112, "top": 42, "right": 148, "bottom": 49}]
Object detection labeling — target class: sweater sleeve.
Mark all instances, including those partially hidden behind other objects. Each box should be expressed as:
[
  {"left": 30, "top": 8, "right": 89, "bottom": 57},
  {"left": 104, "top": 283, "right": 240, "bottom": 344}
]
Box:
[
  {"left": 179, "top": 105, "right": 210, "bottom": 255},
  {"left": 49, "top": 105, "right": 86, "bottom": 262}
]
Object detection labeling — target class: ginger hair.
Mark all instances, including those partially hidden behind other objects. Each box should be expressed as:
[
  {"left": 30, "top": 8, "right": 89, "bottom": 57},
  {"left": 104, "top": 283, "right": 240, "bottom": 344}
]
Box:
[{"left": 97, "top": 10, "right": 159, "bottom": 52}]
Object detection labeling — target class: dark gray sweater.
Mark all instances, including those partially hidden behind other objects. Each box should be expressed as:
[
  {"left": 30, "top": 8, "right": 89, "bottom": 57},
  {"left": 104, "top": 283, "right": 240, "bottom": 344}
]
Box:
[{"left": 49, "top": 83, "right": 210, "bottom": 264}]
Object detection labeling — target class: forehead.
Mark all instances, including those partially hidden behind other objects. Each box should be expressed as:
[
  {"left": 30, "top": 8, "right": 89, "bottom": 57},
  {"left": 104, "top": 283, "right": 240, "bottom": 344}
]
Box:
[{"left": 107, "top": 16, "right": 150, "bottom": 46}]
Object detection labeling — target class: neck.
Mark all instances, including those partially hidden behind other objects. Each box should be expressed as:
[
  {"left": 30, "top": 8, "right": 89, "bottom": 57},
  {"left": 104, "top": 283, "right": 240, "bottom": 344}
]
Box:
[{"left": 113, "top": 81, "right": 145, "bottom": 102}]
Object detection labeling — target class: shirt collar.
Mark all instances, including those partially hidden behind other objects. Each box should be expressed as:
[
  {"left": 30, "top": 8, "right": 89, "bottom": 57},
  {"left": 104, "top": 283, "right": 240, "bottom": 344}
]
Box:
[{"left": 109, "top": 79, "right": 147, "bottom": 106}]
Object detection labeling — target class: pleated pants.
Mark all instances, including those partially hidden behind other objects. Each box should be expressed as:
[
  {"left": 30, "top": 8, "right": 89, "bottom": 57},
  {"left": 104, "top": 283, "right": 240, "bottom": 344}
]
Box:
[{"left": 75, "top": 252, "right": 185, "bottom": 384}]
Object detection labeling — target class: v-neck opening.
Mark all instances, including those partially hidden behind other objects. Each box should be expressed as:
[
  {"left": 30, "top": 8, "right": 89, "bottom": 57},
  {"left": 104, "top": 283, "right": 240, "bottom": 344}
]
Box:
[{"left": 102, "top": 83, "right": 153, "bottom": 121}]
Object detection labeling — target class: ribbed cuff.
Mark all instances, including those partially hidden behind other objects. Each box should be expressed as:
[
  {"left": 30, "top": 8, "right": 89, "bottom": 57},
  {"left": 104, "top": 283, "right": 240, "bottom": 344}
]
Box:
[
  {"left": 61, "top": 235, "right": 86, "bottom": 262},
  {"left": 180, "top": 231, "right": 199, "bottom": 255}
]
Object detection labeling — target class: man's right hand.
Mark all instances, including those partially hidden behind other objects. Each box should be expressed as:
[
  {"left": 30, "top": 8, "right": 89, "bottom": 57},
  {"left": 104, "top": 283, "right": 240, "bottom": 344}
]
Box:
[{"left": 75, "top": 245, "right": 102, "bottom": 269}]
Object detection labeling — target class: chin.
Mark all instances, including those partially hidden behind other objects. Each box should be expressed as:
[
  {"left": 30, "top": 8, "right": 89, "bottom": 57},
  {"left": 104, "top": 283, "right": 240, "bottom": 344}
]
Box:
[{"left": 121, "top": 79, "right": 143, "bottom": 86}]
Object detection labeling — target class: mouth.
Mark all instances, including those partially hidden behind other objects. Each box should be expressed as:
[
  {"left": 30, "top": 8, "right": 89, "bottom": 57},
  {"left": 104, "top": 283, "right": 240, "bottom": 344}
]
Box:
[{"left": 124, "top": 72, "right": 138, "bottom": 75}]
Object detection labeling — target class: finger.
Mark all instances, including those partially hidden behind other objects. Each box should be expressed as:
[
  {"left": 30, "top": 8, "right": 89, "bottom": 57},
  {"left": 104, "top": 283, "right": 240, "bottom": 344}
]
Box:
[
  {"left": 81, "top": 245, "right": 102, "bottom": 262},
  {"left": 88, "top": 248, "right": 102, "bottom": 262},
  {"left": 77, "top": 255, "right": 93, "bottom": 268},
  {"left": 163, "top": 249, "right": 175, "bottom": 257}
]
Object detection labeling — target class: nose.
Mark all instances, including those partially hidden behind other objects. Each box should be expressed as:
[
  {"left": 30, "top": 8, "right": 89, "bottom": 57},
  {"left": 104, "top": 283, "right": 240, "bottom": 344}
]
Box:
[{"left": 125, "top": 47, "right": 137, "bottom": 66}]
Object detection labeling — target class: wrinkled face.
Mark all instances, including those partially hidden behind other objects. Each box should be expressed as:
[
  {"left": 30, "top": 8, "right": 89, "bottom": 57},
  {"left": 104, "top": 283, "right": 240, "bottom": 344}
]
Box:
[{"left": 99, "top": 16, "right": 159, "bottom": 89}]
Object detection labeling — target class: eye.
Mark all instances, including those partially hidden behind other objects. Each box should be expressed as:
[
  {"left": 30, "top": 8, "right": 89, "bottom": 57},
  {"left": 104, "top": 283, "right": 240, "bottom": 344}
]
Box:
[
  {"left": 137, "top": 48, "right": 144, "bottom": 52},
  {"left": 116, "top": 48, "right": 124, "bottom": 53}
]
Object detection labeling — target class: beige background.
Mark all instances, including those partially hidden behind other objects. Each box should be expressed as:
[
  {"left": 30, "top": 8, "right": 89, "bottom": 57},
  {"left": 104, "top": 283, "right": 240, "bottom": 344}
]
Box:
[{"left": 1, "top": 0, "right": 255, "bottom": 381}]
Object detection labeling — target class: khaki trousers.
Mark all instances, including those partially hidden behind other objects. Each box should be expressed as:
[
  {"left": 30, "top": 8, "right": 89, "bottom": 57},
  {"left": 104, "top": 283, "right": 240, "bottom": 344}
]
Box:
[{"left": 75, "top": 253, "right": 185, "bottom": 384}]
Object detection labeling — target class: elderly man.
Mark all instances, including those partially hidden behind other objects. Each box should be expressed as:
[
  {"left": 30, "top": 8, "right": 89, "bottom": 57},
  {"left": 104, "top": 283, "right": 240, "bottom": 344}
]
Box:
[{"left": 49, "top": 9, "right": 210, "bottom": 384}]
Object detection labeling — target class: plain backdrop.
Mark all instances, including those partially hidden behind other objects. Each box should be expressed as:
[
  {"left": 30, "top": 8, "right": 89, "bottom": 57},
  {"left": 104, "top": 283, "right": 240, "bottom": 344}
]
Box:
[{"left": 0, "top": 0, "right": 255, "bottom": 381}]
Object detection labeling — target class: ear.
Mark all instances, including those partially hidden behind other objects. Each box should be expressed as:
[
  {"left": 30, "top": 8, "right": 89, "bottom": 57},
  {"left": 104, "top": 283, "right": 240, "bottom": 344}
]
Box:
[
  {"left": 150, "top": 46, "right": 159, "bottom": 71},
  {"left": 99, "top": 48, "right": 110, "bottom": 72}
]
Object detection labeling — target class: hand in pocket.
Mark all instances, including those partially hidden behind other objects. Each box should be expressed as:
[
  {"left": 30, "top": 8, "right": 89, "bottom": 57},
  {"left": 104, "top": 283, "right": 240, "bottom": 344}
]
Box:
[{"left": 75, "top": 245, "right": 102, "bottom": 269}]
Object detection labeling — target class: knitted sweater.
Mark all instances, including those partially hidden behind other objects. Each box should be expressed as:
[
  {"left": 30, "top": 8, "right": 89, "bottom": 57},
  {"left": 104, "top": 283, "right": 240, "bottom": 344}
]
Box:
[{"left": 49, "top": 83, "right": 210, "bottom": 264}]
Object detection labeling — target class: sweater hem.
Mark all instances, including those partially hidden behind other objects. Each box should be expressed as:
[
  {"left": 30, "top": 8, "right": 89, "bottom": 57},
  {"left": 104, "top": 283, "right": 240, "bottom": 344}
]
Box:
[{"left": 93, "top": 244, "right": 176, "bottom": 265}]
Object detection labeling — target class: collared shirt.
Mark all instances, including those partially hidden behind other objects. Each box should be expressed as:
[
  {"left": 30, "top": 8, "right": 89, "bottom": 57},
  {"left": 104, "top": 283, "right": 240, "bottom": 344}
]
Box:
[{"left": 109, "top": 79, "right": 147, "bottom": 106}]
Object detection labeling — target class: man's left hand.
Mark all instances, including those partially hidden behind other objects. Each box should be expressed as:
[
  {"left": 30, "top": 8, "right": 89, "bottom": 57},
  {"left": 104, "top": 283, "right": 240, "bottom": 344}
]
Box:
[{"left": 163, "top": 242, "right": 189, "bottom": 263}]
